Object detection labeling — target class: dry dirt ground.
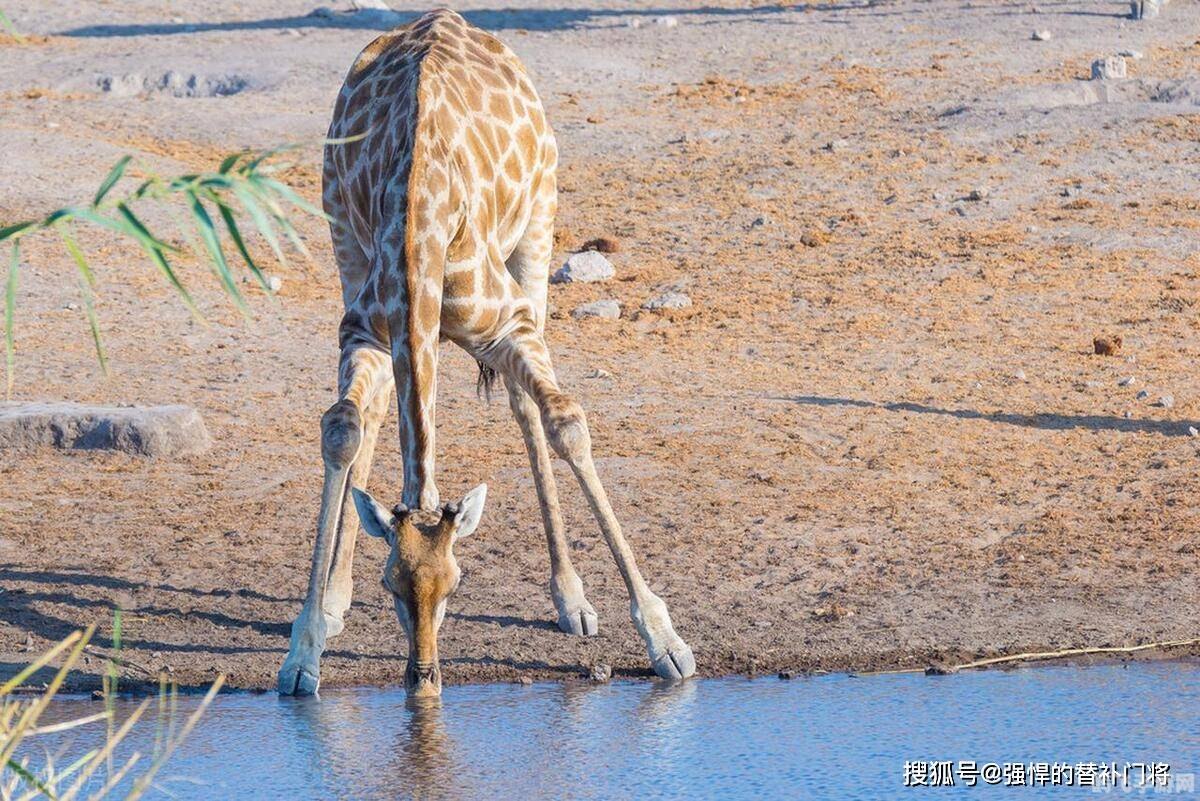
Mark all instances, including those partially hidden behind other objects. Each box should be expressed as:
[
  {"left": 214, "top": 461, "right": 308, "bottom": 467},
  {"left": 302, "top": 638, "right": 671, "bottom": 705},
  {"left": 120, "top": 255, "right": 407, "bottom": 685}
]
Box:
[{"left": 0, "top": 0, "right": 1198, "bottom": 692}]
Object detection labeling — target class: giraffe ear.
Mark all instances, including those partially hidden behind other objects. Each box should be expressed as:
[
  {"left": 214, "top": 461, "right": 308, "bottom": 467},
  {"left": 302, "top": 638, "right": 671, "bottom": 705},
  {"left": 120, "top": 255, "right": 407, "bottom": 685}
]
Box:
[
  {"left": 352, "top": 487, "right": 396, "bottom": 545},
  {"left": 451, "top": 484, "right": 487, "bottom": 540}
]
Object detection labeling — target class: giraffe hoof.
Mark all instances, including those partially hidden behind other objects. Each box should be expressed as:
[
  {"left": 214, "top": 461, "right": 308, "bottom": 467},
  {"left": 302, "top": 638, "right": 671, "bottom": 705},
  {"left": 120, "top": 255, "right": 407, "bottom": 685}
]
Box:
[
  {"left": 651, "top": 640, "right": 696, "bottom": 681},
  {"left": 557, "top": 604, "right": 599, "bottom": 636},
  {"left": 278, "top": 656, "right": 322, "bottom": 696}
]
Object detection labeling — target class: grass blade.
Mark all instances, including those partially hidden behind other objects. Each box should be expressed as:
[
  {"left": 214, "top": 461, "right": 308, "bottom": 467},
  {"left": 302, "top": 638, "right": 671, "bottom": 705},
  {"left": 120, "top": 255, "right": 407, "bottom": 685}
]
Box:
[
  {"left": 5, "top": 758, "right": 53, "bottom": 798},
  {"left": 92, "top": 156, "right": 132, "bottom": 208},
  {"left": 0, "top": 221, "right": 37, "bottom": 243}
]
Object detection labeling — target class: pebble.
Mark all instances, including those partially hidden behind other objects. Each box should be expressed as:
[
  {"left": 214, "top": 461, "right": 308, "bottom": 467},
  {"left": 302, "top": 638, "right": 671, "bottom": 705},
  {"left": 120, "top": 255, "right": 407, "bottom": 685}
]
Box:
[
  {"left": 1014, "top": 369, "right": 1027, "bottom": 381},
  {"left": 1091, "top": 56, "right": 1128, "bottom": 81},
  {"left": 586, "top": 368, "right": 612, "bottom": 379},
  {"left": 351, "top": 0, "right": 391, "bottom": 8},
  {"left": 266, "top": 275, "right": 283, "bottom": 293},
  {"left": 1189, "top": 426, "right": 1199, "bottom": 437},
  {"left": 654, "top": 15, "right": 678, "bottom": 27},
  {"left": 1130, "top": 0, "right": 1161, "bottom": 19},
  {"left": 589, "top": 663, "right": 612, "bottom": 682},
  {"left": 823, "top": 139, "right": 849, "bottom": 152},
  {"left": 308, "top": 6, "right": 336, "bottom": 18},
  {"left": 1118, "top": 376, "right": 1136, "bottom": 387},
  {"left": 571, "top": 299, "right": 620, "bottom": 320},
  {"left": 642, "top": 290, "right": 692, "bottom": 311},
  {"left": 1119, "top": 49, "right": 1144, "bottom": 60},
  {"left": 967, "top": 187, "right": 989, "bottom": 201},
  {"left": 1156, "top": 394, "right": 1174, "bottom": 409},
  {"left": 517, "top": 676, "right": 532, "bottom": 686},
  {"left": 1136, "top": 389, "right": 1150, "bottom": 400},
  {"left": 1032, "top": 30, "right": 1052, "bottom": 41},
  {"left": 778, "top": 670, "right": 796, "bottom": 680},
  {"left": 551, "top": 251, "right": 615, "bottom": 283},
  {"left": 1124, "top": 410, "right": 1134, "bottom": 419}
]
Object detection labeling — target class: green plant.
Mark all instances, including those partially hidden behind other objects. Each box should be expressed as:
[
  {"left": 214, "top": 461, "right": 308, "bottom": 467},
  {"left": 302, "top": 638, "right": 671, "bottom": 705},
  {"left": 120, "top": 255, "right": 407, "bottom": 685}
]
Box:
[
  {"left": 0, "top": 626, "right": 223, "bottom": 800},
  {"left": 0, "top": 146, "right": 329, "bottom": 397},
  {"left": 0, "top": 9, "right": 24, "bottom": 42}
]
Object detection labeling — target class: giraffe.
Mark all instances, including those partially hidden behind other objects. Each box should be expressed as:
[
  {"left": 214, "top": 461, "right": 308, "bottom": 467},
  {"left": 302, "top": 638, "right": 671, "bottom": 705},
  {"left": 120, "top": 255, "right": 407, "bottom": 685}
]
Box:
[{"left": 277, "top": 8, "right": 695, "bottom": 696}]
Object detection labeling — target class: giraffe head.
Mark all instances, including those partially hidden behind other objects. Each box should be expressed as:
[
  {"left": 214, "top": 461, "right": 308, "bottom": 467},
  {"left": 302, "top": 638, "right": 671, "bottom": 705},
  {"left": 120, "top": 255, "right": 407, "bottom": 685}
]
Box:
[{"left": 351, "top": 484, "right": 487, "bottom": 698}]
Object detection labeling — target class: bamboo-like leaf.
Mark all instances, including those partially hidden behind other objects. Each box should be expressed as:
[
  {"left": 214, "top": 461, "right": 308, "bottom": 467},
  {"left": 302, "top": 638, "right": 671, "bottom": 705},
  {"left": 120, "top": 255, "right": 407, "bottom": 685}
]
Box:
[
  {"left": 92, "top": 156, "right": 132, "bottom": 208},
  {"left": 231, "top": 184, "right": 288, "bottom": 268},
  {"left": 5, "top": 758, "right": 52, "bottom": 798},
  {"left": 112, "top": 204, "right": 199, "bottom": 318},
  {"left": 185, "top": 190, "right": 248, "bottom": 316},
  {"left": 0, "top": 9, "right": 25, "bottom": 42},
  {"left": 4, "top": 242, "right": 18, "bottom": 400},
  {"left": 59, "top": 227, "right": 108, "bottom": 375},
  {"left": 217, "top": 203, "right": 271, "bottom": 294},
  {"left": 259, "top": 177, "right": 331, "bottom": 221},
  {"left": 218, "top": 151, "right": 244, "bottom": 174},
  {"left": 246, "top": 177, "right": 310, "bottom": 258},
  {"left": 0, "top": 221, "right": 37, "bottom": 243}
]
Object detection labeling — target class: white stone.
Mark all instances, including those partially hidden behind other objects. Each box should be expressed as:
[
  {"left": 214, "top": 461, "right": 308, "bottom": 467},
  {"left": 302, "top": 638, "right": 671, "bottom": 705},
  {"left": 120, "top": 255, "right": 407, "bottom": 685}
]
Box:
[
  {"left": 551, "top": 251, "right": 615, "bottom": 284},
  {"left": 1119, "top": 49, "right": 1144, "bottom": 59},
  {"left": 642, "top": 290, "right": 692, "bottom": 311},
  {"left": 1092, "top": 56, "right": 1127, "bottom": 80},
  {"left": 1032, "top": 30, "right": 1052, "bottom": 41},
  {"left": 654, "top": 15, "right": 678, "bottom": 27},
  {"left": 0, "top": 403, "right": 211, "bottom": 457},
  {"left": 1118, "top": 376, "right": 1136, "bottom": 387},
  {"left": 266, "top": 275, "right": 283, "bottom": 293},
  {"left": 571, "top": 300, "right": 621, "bottom": 320},
  {"left": 351, "top": 0, "right": 391, "bottom": 9}
]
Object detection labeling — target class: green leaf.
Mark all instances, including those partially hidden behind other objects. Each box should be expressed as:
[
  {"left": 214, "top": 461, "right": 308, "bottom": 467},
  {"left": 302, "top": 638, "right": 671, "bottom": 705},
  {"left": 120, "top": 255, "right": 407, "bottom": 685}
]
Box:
[
  {"left": 93, "top": 155, "right": 132, "bottom": 208},
  {"left": 217, "top": 203, "right": 271, "bottom": 294},
  {"left": 0, "top": 9, "right": 25, "bottom": 43},
  {"left": 59, "top": 226, "right": 108, "bottom": 375},
  {"left": 218, "top": 151, "right": 244, "bottom": 174},
  {"left": 231, "top": 184, "right": 288, "bottom": 268},
  {"left": 6, "top": 757, "right": 54, "bottom": 798},
  {"left": 113, "top": 204, "right": 199, "bottom": 318},
  {"left": 0, "top": 220, "right": 38, "bottom": 243},
  {"left": 4, "top": 242, "right": 18, "bottom": 400},
  {"left": 185, "top": 190, "right": 248, "bottom": 316}
]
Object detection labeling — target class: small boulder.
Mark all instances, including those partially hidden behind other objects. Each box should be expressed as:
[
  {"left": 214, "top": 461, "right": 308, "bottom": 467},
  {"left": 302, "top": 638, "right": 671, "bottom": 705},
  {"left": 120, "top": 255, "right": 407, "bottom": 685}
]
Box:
[
  {"left": 0, "top": 403, "right": 211, "bottom": 457},
  {"left": 571, "top": 300, "right": 621, "bottom": 320},
  {"left": 1156, "top": 394, "right": 1175, "bottom": 409},
  {"left": 589, "top": 663, "right": 612, "bottom": 682},
  {"left": 551, "top": 251, "right": 615, "bottom": 284},
  {"left": 1031, "top": 29, "right": 1052, "bottom": 41},
  {"left": 1091, "top": 56, "right": 1127, "bottom": 81},
  {"left": 642, "top": 290, "right": 692, "bottom": 311},
  {"left": 1093, "top": 336, "right": 1122, "bottom": 356}
]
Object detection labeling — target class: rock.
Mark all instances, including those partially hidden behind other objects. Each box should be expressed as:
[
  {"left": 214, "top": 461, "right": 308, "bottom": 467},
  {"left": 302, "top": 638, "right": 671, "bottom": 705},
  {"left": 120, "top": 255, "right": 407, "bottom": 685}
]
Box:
[
  {"left": 589, "top": 663, "right": 612, "bottom": 682},
  {"left": 586, "top": 368, "right": 612, "bottom": 379},
  {"left": 823, "top": 139, "right": 849, "bottom": 152},
  {"left": 1119, "top": 49, "right": 1145, "bottom": 59},
  {"left": 308, "top": 7, "right": 336, "bottom": 18},
  {"left": 1014, "top": 369, "right": 1027, "bottom": 381},
  {"left": 654, "top": 15, "right": 678, "bottom": 27},
  {"left": 1189, "top": 426, "right": 1199, "bottom": 437},
  {"left": 95, "top": 71, "right": 256, "bottom": 98},
  {"left": 925, "top": 664, "right": 959, "bottom": 676},
  {"left": 967, "top": 187, "right": 989, "bottom": 201},
  {"left": 1091, "top": 56, "right": 1127, "bottom": 81},
  {"left": 551, "top": 251, "right": 614, "bottom": 284},
  {"left": 517, "top": 676, "right": 532, "bottom": 686},
  {"left": 1118, "top": 376, "right": 1136, "bottom": 387},
  {"left": 266, "top": 275, "right": 283, "bottom": 293},
  {"left": 1124, "top": 410, "right": 1134, "bottom": 419},
  {"left": 351, "top": 0, "right": 391, "bottom": 8},
  {"left": 1156, "top": 394, "right": 1175, "bottom": 409},
  {"left": 0, "top": 403, "right": 211, "bottom": 457},
  {"left": 1093, "top": 336, "right": 1122, "bottom": 356},
  {"left": 579, "top": 236, "right": 620, "bottom": 254},
  {"left": 1032, "top": 30, "right": 1052, "bottom": 41},
  {"left": 778, "top": 670, "right": 795, "bottom": 680},
  {"left": 1136, "top": 389, "right": 1150, "bottom": 400},
  {"left": 571, "top": 300, "right": 620, "bottom": 320},
  {"left": 642, "top": 290, "right": 692, "bottom": 311}
]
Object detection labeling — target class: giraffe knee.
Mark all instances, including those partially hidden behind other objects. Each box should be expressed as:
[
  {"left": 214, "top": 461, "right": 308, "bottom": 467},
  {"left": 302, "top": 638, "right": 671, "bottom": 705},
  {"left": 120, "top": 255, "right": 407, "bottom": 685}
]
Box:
[
  {"left": 321, "top": 400, "right": 363, "bottom": 468},
  {"left": 543, "top": 395, "right": 591, "bottom": 462}
]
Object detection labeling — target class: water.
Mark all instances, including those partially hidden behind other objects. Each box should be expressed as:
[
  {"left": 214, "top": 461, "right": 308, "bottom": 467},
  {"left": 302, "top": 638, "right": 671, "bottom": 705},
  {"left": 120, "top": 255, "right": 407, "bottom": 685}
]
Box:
[{"left": 27, "top": 662, "right": 1200, "bottom": 800}]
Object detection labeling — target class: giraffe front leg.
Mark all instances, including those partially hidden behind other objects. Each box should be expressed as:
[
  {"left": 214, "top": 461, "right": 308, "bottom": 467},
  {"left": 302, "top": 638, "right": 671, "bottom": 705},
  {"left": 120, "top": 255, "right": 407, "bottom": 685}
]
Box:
[
  {"left": 489, "top": 327, "right": 695, "bottom": 679},
  {"left": 279, "top": 345, "right": 391, "bottom": 696},
  {"left": 504, "top": 376, "right": 598, "bottom": 636}
]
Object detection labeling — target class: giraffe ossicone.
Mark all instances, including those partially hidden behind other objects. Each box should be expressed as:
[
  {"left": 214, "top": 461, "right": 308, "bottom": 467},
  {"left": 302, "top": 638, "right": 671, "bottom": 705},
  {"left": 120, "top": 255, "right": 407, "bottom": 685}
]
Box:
[{"left": 277, "top": 8, "right": 694, "bottom": 698}]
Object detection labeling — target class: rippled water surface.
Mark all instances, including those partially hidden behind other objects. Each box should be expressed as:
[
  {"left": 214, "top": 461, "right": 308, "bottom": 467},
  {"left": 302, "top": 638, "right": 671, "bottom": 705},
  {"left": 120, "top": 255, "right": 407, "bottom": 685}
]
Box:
[{"left": 34, "top": 662, "right": 1200, "bottom": 799}]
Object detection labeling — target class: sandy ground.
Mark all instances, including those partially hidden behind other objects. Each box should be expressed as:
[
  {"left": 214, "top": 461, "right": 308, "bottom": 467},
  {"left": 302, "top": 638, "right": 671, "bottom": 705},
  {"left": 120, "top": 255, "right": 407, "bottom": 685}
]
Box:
[{"left": 0, "top": 0, "right": 1198, "bottom": 692}]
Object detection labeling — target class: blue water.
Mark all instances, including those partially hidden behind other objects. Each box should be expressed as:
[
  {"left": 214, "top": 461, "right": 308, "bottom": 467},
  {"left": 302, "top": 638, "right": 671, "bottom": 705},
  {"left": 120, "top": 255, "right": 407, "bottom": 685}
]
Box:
[{"left": 25, "top": 662, "right": 1200, "bottom": 799}]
